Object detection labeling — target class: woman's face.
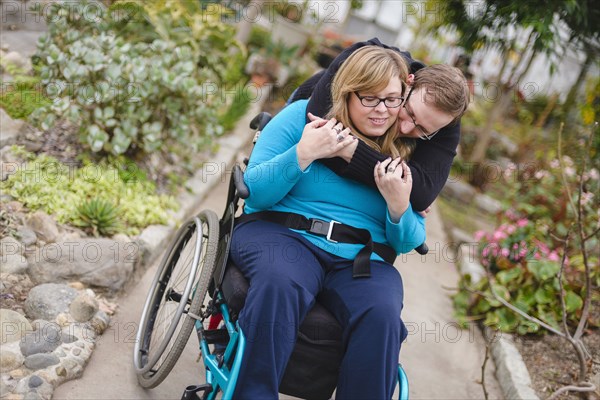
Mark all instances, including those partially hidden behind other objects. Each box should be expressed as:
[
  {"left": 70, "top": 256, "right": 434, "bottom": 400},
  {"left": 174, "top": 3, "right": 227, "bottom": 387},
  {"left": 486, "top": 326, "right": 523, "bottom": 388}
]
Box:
[{"left": 348, "top": 76, "right": 403, "bottom": 138}]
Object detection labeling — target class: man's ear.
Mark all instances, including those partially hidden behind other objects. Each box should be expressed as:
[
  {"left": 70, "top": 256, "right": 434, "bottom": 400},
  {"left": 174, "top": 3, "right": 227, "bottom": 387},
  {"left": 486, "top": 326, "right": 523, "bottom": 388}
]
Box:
[{"left": 406, "top": 74, "right": 415, "bottom": 85}]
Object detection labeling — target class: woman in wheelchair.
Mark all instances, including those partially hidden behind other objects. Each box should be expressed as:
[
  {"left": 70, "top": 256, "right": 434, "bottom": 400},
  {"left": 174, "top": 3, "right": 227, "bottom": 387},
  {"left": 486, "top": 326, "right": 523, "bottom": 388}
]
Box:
[{"left": 229, "top": 46, "right": 430, "bottom": 399}]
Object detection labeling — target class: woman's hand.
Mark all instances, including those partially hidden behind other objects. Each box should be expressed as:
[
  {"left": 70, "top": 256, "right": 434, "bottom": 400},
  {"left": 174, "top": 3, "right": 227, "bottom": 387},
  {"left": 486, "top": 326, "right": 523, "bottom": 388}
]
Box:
[
  {"left": 307, "top": 113, "right": 358, "bottom": 162},
  {"left": 374, "top": 157, "right": 412, "bottom": 222},
  {"left": 297, "top": 115, "right": 355, "bottom": 170}
]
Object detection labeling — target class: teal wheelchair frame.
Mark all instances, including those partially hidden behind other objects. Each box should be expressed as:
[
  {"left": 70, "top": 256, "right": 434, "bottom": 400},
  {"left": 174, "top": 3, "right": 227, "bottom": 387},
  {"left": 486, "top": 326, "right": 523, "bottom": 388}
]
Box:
[{"left": 133, "top": 113, "right": 411, "bottom": 400}]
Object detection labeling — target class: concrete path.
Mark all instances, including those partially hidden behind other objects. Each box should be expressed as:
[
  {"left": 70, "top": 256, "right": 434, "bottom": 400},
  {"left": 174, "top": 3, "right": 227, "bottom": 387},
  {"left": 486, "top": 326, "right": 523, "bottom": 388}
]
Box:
[{"left": 53, "top": 156, "right": 502, "bottom": 399}]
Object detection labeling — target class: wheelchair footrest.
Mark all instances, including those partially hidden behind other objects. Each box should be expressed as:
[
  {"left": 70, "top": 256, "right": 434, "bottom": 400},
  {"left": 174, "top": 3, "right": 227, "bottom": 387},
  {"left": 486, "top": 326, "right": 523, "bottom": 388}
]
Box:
[
  {"left": 181, "top": 384, "right": 212, "bottom": 400},
  {"left": 202, "top": 328, "right": 230, "bottom": 346}
]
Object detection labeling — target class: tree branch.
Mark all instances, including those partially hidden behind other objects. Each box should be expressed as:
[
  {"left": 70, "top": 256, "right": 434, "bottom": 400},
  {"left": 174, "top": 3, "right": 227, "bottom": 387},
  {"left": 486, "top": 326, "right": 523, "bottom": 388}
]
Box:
[{"left": 548, "top": 382, "right": 596, "bottom": 400}]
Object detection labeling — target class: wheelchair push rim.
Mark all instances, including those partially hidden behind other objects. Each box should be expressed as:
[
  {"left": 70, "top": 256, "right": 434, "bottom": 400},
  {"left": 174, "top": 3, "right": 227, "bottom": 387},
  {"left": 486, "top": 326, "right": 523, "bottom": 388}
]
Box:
[{"left": 133, "top": 210, "right": 219, "bottom": 387}]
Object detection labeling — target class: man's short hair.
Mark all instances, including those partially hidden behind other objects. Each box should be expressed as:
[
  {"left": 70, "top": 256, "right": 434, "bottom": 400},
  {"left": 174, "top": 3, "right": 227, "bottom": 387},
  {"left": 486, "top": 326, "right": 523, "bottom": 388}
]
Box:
[{"left": 413, "top": 64, "right": 470, "bottom": 125}]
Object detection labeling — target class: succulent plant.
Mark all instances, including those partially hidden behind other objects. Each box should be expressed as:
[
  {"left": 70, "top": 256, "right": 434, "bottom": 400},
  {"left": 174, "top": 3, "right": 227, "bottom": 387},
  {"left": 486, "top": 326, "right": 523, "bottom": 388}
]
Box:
[{"left": 74, "top": 198, "right": 122, "bottom": 237}]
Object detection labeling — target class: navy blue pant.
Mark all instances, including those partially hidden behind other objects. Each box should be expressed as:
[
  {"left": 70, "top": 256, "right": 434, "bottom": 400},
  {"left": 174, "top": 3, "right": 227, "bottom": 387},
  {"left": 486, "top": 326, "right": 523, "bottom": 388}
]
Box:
[{"left": 230, "top": 221, "right": 408, "bottom": 400}]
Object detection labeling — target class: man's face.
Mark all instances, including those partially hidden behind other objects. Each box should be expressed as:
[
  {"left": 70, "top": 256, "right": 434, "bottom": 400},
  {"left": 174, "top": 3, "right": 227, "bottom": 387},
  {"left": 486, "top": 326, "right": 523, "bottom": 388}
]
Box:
[{"left": 397, "top": 86, "right": 454, "bottom": 140}]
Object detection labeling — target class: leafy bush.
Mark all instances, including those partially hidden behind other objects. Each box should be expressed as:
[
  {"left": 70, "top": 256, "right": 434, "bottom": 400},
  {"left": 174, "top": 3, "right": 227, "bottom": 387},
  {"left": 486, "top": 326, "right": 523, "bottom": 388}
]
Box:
[
  {"left": 0, "top": 62, "right": 50, "bottom": 119},
  {"left": 218, "top": 85, "right": 253, "bottom": 132},
  {"left": 0, "top": 146, "right": 178, "bottom": 236},
  {"left": 31, "top": 0, "right": 243, "bottom": 156},
  {"left": 454, "top": 150, "right": 599, "bottom": 334}
]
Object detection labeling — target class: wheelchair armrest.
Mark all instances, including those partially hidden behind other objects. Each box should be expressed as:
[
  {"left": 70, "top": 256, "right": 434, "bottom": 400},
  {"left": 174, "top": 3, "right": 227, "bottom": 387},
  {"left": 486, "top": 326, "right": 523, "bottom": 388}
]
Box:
[
  {"left": 233, "top": 164, "right": 249, "bottom": 199},
  {"left": 415, "top": 243, "right": 428, "bottom": 255},
  {"left": 249, "top": 112, "right": 272, "bottom": 131}
]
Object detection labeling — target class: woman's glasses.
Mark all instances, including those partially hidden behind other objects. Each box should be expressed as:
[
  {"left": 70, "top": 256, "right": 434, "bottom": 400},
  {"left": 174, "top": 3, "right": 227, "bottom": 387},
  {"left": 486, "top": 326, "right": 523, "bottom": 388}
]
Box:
[{"left": 354, "top": 92, "right": 403, "bottom": 108}]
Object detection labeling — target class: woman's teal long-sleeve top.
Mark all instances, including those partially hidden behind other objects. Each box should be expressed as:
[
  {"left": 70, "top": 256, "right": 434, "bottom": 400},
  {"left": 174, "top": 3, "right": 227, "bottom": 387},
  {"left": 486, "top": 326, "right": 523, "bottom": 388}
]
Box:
[{"left": 243, "top": 100, "right": 426, "bottom": 261}]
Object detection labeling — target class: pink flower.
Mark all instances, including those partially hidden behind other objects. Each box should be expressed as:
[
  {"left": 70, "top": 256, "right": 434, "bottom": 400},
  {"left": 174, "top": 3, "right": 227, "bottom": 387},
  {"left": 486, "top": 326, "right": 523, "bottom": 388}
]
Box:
[
  {"left": 548, "top": 252, "right": 560, "bottom": 262},
  {"left": 474, "top": 230, "right": 487, "bottom": 241},
  {"left": 501, "top": 248, "right": 510, "bottom": 258},
  {"left": 581, "top": 191, "right": 594, "bottom": 206},
  {"left": 493, "top": 230, "right": 507, "bottom": 241},
  {"left": 517, "top": 219, "right": 529, "bottom": 227},
  {"left": 565, "top": 166, "right": 576, "bottom": 177},
  {"left": 505, "top": 209, "right": 518, "bottom": 221},
  {"left": 506, "top": 225, "right": 516, "bottom": 234}
]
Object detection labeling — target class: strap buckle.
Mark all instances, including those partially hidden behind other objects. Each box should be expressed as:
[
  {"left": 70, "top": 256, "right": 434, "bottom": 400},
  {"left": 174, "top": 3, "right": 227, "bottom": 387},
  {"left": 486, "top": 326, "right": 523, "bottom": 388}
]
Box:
[{"left": 308, "top": 219, "right": 341, "bottom": 243}]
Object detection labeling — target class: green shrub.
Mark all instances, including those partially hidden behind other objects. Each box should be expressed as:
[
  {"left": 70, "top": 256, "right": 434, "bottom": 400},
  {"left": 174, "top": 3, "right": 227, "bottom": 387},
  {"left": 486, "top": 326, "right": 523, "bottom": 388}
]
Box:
[
  {"left": 0, "top": 62, "right": 50, "bottom": 120},
  {"left": 31, "top": 0, "right": 243, "bottom": 156},
  {"left": 74, "top": 197, "right": 122, "bottom": 237},
  {"left": 218, "top": 85, "right": 253, "bottom": 132},
  {"left": 454, "top": 150, "right": 599, "bottom": 334},
  {"left": 0, "top": 147, "right": 178, "bottom": 236}
]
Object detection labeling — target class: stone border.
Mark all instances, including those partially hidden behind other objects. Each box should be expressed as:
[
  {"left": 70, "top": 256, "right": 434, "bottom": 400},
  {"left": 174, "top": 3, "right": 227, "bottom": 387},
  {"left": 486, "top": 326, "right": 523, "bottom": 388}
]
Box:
[
  {"left": 0, "top": 86, "right": 271, "bottom": 400},
  {"left": 454, "top": 240, "right": 540, "bottom": 400}
]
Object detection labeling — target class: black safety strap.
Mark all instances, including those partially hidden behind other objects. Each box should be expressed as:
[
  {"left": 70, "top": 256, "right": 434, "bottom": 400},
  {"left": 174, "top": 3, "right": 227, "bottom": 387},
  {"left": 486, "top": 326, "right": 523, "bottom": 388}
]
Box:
[{"left": 235, "top": 211, "right": 397, "bottom": 278}]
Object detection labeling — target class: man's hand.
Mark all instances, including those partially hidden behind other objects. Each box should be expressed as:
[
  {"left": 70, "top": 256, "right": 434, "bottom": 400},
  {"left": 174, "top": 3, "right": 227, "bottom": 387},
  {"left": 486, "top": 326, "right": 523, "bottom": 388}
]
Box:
[
  {"left": 417, "top": 206, "right": 431, "bottom": 218},
  {"left": 297, "top": 115, "right": 356, "bottom": 170},
  {"left": 374, "top": 157, "right": 412, "bottom": 222}
]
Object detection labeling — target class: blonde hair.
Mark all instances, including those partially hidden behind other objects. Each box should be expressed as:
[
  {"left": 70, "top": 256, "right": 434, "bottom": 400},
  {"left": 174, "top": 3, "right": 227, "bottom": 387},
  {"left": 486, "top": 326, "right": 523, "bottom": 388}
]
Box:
[
  {"left": 327, "top": 46, "right": 415, "bottom": 160},
  {"left": 413, "top": 64, "right": 470, "bottom": 125}
]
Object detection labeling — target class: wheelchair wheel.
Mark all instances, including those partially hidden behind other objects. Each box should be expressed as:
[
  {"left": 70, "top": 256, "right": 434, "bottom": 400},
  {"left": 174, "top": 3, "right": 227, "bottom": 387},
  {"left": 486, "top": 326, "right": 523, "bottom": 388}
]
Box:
[{"left": 133, "top": 210, "right": 219, "bottom": 388}]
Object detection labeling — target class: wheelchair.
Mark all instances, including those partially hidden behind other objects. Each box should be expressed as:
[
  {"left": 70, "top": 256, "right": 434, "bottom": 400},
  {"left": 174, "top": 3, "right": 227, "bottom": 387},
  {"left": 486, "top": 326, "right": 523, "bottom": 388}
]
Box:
[{"left": 132, "top": 112, "right": 421, "bottom": 400}]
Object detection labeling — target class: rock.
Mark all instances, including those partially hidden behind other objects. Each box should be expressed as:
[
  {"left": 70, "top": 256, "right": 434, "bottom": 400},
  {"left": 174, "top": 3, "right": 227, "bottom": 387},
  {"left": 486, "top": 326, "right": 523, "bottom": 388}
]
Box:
[
  {"left": 23, "top": 354, "right": 60, "bottom": 370},
  {"left": 53, "top": 348, "right": 66, "bottom": 357},
  {"left": 27, "top": 239, "right": 135, "bottom": 291},
  {"left": 55, "top": 313, "right": 72, "bottom": 327},
  {"left": 2, "top": 52, "right": 28, "bottom": 70},
  {"left": 0, "top": 309, "right": 33, "bottom": 344},
  {"left": 19, "top": 328, "right": 62, "bottom": 356},
  {"left": 26, "top": 212, "right": 59, "bottom": 243},
  {"left": 71, "top": 347, "right": 81, "bottom": 356},
  {"left": 69, "top": 293, "right": 99, "bottom": 322},
  {"left": 23, "top": 392, "right": 42, "bottom": 400},
  {"left": 60, "top": 333, "right": 78, "bottom": 344},
  {"left": 23, "top": 283, "right": 78, "bottom": 321},
  {"left": 9, "top": 368, "right": 27, "bottom": 379},
  {"left": 89, "top": 311, "right": 109, "bottom": 334},
  {"left": 0, "top": 349, "right": 24, "bottom": 372},
  {"left": 1, "top": 253, "right": 29, "bottom": 274},
  {"left": 31, "top": 320, "right": 60, "bottom": 335},
  {"left": 474, "top": 193, "right": 502, "bottom": 215},
  {"left": 0, "top": 193, "right": 14, "bottom": 202},
  {"left": 0, "top": 237, "right": 28, "bottom": 274},
  {"left": 457, "top": 244, "right": 486, "bottom": 284},
  {"left": 67, "top": 282, "right": 85, "bottom": 290},
  {"left": 28, "top": 375, "right": 43, "bottom": 388},
  {"left": 3, "top": 201, "right": 23, "bottom": 214},
  {"left": 136, "top": 224, "right": 170, "bottom": 262},
  {"left": 112, "top": 233, "right": 131, "bottom": 243},
  {"left": 0, "top": 236, "right": 22, "bottom": 256},
  {"left": 16, "top": 227, "right": 37, "bottom": 246},
  {"left": 0, "top": 108, "right": 25, "bottom": 148},
  {"left": 0, "top": 374, "right": 17, "bottom": 397},
  {"left": 449, "top": 227, "right": 475, "bottom": 246},
  {"left": 490, "top": 333, "right": 540, "bottom": 400},
  {"left": 441, "top": 179, "right": 477, "bottom": 203}
]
